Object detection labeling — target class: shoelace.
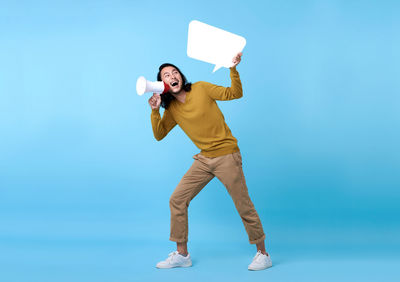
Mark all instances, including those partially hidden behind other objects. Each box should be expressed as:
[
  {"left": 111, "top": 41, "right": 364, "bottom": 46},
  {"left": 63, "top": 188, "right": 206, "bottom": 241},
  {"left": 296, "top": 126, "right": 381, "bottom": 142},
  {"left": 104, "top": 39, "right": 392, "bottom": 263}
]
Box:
[
  {"left": 253, "top": 250, "right": 264, "bottom": 262},
  {"left": 166, "top": 251, "right": 179, "bottom": 264}
]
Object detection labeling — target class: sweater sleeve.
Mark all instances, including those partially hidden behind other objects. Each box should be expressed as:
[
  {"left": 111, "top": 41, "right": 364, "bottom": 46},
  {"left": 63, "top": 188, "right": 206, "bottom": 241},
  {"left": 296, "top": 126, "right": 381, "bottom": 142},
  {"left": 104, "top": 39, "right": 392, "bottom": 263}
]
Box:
[
  {"left": 150, "top": 108, "right": 177, "bottom": 141},
  {"left": 204, "top": 67, "right": 243, "bottom": 101}
]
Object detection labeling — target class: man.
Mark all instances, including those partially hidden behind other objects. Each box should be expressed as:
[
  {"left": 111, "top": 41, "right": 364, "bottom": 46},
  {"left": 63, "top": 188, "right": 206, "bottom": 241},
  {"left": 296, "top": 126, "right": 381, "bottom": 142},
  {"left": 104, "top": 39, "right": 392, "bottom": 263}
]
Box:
[{"left": 148, "top": 53, "right": 272, "bottom": 271}]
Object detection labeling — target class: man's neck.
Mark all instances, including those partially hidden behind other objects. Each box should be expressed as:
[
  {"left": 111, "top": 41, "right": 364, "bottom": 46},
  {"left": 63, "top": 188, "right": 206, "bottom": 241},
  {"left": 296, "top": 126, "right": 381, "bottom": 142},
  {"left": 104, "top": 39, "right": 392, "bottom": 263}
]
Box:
[{"left": 172, "top": 90, "right": 187, "bottom": 103}]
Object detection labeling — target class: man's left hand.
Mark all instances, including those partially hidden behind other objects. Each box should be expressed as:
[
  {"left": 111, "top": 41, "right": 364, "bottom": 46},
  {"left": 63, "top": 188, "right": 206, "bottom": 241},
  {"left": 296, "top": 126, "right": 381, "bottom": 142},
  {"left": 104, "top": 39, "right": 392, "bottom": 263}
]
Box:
[{"left": 232, "top": 52, "right": 242, "bottom": 68}]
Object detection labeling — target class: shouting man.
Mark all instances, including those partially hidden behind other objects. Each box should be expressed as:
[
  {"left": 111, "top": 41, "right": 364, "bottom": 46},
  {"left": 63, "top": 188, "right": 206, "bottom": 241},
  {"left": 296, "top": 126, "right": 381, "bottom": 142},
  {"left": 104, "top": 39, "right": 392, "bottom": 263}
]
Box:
[{"left": 149, "top": 53, "right": 272, "bottom": 271}]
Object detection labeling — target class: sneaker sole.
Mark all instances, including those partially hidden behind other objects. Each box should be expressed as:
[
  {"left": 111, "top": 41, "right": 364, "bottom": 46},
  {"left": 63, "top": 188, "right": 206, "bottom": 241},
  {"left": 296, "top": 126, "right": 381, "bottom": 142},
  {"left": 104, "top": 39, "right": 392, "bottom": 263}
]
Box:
[
  {"left": 248, "top": 264, "right": 272, "bottom": 271},
  {"left": 156, "top": 263, "right": 192, "bottom": 269}
]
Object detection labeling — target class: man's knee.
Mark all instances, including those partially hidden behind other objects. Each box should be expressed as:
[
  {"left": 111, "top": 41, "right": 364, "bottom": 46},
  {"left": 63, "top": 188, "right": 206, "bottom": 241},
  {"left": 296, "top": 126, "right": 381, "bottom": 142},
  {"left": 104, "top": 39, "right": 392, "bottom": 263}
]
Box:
[
  {"left": 169, "top": 194, "right": 178, "bottom": 208},
  {"left": 169, "top": 192, "right": 189, "bottom": 209}
]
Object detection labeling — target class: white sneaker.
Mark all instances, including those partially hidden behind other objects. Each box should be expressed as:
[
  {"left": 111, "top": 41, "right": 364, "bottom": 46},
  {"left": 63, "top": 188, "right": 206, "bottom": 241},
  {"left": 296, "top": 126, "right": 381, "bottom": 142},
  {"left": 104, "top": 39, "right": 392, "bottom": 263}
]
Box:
[
  {"left": 156, "top": 251, "right": 192, "bottom": 269},
  {"left": 248, "top": 251, "right": 272, "bottom": 271}
]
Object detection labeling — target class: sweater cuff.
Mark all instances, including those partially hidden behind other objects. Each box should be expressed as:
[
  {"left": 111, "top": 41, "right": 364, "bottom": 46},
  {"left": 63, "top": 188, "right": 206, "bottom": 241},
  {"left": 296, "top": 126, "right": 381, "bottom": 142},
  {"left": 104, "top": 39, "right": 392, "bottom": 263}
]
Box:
[{"left": 230, "top": 66, "right": 239, "bottom": 75}]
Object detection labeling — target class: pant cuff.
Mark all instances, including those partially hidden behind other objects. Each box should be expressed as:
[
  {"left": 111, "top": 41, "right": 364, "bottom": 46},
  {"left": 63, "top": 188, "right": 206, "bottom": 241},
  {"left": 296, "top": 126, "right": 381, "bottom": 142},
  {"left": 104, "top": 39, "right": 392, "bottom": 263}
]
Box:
[
  {"left": 249, "top": 234, "right": 266, "bottom": 244},
  {"left": 169, "top": 236, "right": 188, "bottom": 243}
]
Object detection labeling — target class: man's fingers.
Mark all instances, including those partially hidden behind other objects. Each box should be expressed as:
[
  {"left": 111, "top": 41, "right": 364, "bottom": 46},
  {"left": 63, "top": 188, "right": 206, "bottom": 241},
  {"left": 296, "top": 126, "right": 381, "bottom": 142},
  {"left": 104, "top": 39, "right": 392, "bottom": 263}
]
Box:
[
  {"left": 232, "top": 52, "right": 242, "bottom": 65},
  {"left": 148, "top": 93, "right": 161, "bottom": 109}
]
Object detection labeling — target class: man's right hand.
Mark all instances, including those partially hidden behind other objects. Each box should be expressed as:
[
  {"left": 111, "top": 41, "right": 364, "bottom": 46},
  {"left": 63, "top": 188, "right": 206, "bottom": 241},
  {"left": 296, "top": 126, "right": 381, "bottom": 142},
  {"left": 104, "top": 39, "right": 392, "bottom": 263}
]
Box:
[{"left": 148, "top": 93, "right": 161, "bottom": 110}]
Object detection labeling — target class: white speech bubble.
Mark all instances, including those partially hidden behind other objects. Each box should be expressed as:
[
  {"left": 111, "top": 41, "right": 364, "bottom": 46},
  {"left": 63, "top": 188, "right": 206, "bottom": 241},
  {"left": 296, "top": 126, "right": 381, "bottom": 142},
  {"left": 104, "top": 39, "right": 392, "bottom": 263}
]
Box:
[{"left": 187, "top": 20, "right": 246, "bottom": 73}]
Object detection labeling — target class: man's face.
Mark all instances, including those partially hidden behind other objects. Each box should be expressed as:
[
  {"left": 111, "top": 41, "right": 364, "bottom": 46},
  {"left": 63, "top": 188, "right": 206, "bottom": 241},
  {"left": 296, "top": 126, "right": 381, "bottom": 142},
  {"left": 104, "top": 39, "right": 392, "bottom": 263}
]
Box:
[{"left": 160, "top": 66, "right": 183, "bottom": 94}]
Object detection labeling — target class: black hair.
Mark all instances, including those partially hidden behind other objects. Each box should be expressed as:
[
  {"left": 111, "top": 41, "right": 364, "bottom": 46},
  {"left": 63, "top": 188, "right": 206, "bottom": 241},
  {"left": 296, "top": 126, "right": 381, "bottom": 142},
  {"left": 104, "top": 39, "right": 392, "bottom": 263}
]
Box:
[{"left": 157, "top": 63, "right": 192, "bottom": 109}]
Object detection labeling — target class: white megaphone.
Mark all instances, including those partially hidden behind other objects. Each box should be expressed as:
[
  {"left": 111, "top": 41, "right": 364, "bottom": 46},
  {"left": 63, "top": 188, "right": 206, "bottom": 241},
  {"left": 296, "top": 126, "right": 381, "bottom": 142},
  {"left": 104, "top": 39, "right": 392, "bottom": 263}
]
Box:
[{"left": 136, "top": 76, "right": 170, "bottom": 96}]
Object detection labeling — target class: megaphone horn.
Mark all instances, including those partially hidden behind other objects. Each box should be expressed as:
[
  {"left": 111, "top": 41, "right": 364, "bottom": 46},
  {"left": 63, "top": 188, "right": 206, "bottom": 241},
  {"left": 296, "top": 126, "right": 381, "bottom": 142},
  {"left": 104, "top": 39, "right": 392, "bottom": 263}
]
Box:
[{"left": 136, "top": 76, "right": 170, "bottom": 96}]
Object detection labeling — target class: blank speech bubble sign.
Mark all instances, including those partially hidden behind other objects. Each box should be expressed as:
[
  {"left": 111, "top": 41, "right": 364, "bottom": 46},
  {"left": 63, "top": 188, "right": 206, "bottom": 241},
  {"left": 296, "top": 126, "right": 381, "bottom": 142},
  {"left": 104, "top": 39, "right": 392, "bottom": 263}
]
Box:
[{"left": 187, "top": 20, "right": 246, "bottom": 73}]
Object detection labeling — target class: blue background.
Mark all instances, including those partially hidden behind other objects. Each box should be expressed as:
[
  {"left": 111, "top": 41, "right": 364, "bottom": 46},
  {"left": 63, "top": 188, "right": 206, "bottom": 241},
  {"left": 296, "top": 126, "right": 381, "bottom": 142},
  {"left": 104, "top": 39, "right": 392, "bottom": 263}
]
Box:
[{"left": 1, "top": 0, "right": 399, "bottom": 281}]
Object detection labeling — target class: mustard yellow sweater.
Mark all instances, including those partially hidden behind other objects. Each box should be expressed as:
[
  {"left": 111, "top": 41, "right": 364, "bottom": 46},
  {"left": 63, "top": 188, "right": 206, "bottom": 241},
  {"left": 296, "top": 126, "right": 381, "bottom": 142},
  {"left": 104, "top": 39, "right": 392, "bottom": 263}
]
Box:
[{"left": 151, "top": 67, "right": 243, "bottom": 158}]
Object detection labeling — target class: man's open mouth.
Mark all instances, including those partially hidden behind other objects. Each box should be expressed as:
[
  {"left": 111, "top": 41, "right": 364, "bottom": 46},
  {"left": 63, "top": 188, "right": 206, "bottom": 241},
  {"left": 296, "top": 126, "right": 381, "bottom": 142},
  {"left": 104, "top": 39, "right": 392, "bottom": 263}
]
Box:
[{"left": 171, "top": 81, "right": 179, "bottom": 87}]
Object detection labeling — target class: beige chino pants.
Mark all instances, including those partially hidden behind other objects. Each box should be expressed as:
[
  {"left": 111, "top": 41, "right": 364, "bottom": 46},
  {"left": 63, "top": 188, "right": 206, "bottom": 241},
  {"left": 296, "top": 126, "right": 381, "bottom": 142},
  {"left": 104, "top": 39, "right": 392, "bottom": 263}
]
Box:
[{"left": 169, "top": 151, "right": 266, "bottom": 244}]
